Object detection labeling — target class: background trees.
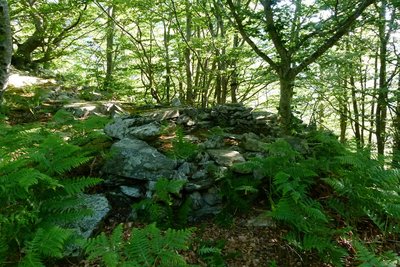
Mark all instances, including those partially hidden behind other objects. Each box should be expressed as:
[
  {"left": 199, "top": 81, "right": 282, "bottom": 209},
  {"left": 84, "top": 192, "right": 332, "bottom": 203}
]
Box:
[{"left": 6, "top": 0, "right": 400, "bottom": 157}]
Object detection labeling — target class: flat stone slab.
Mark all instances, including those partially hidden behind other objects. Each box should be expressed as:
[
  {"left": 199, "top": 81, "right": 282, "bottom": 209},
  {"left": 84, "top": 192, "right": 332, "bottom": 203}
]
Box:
[
  {"left": 102, "top": 138, "right": 176, "bottom": 180},
  {"left": 207, "top": 149, "right": 245, "bottom": 167}
]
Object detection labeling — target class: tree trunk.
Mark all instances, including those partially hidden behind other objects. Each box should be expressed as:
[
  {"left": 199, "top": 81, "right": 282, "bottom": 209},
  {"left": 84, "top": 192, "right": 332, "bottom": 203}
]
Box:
[
  {"left": 103, "top": 4, "right": 116, "bottom": 90},
  {"left": 278, "top": 71, "right": 295, "bottom": 134},
  {"left": 375, "top": 0, "right": 388, "bottom": 155},
  {"left": 0, "top": 0, "right": 12, "bottom": 102},
  {"left": 230, "top": 33, "right": 240, "bottom": 103},
  {"left": 392, "top": 74, "right": 400, "bottom": 168},
  {"left": 350, "top": 75, "right": 361, "bottom": 148},
  {"left": 185, "top": 0, "right": 193, "bottom": 104},
  {"left": 339, "top": 79, "right": 348, "bottom": 143}
]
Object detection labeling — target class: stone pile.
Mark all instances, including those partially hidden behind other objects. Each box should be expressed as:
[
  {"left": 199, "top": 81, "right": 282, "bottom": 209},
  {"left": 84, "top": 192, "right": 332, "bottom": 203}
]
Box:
[{"left": 100, "top": 104, "right": 280, "bottom": 221}]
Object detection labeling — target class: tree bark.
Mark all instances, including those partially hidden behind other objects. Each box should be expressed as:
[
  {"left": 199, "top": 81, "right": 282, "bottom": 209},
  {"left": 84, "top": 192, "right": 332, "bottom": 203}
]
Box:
[
  {"left": 350, "top": 75, "right": 361, "bottom": 148},
  {"left": 278, "top": 71, "right": 296, "bottom": 133},
  {"left": 0, "top": 0, "right": 12, "bottom": 102},
  {"left": 103, "top": 4, "right": 116, "bottom": 90},
  {"left": 392, "top": 73, "right": 400, "bottom": 168},
  {"left": 185, "top": 0, "right": 193, "bottom": 104},
  {"left": 375, "top": 0, "right": 388, "bottom": 155}
]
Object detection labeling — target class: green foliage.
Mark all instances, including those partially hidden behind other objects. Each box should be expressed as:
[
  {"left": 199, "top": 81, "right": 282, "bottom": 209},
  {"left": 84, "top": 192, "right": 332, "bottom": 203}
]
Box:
[
  {"left": 133, "top": 178, "right": 190, "bottom": 228},
  {"left": 234, "top": 133, "right": 400, "bottom": 266},
  {"left": 354, "top": 241, "right": 400, "bottom": 267},
  {"left": 218, "top": 173, "right": 260, "bottom": 215},
  {"left": 324, "top": 151, "right": 400, "bottom": 231},
  {"left": 167, "top": 127, "right": 198, "bottom": 160},
  {"left": 0, "top": 121, "right": 102, "bottom": 266},
  {"left": 197, "top": 240, "right": 227, "bottom": 267},
  {"left": 85, "top": 223, "right": 194, "bottom": 267}
]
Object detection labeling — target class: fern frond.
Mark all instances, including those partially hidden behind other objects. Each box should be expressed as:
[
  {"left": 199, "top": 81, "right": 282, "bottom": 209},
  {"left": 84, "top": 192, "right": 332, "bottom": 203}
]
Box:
[
  {"left": 353, "top": 241, "right": 396, "bottom": 267},
  {"left": 158, "top": 250, "right": 187, "bottom": 267},
  {"left": 29, "top": 135, "right": 91, "bottom": 175},
  {"left": 198, "top": 246, "right": 222, "bottom": 255},
  {"left": 126, "top": 226, "right": 153, "bottom": 266},
  {"left": 164, "top": 227, "right": 194, "bottom": 250},
  {"left": 60, "top": 177, "right": 102, "bottom": 195},
  {"left": 26, "top": 226, "right": 72, "bottom": 258},
  {"left": 18, "top": 251, "right": 45, "bottom": 267},
  {"left": 155, "top": 178, "right": 186, "bottom": 205}
]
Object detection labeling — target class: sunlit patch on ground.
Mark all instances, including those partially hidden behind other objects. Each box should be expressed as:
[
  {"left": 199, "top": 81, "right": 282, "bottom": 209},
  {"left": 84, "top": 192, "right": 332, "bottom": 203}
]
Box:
[{"left": 8, "top": 72, "right": 56, "bottom": 88}]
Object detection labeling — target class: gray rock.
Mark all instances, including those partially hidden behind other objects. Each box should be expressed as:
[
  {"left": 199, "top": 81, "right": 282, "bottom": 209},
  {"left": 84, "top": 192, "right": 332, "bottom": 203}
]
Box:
[
  {"left": 120, "top": 186, "right": 142, "bottom": 198},
  {"left": 191, "top": 204, "right": 222, "bottom": 220},
  {"left": 241, "top": 133, "right": 267, "bottom": 152},
  {"left": 207, "top": 149, "right": 245, "bottom": 167},
  {"left": 284, "top": 136, "right": 309, "bottom": 154},
  {"left": 246, "top": 213, "right": 276, "bottom": 228},
  {"left": 189, "top": 192, "right": 204, "bottom": 210},
  {"left": 143, "top": 109, "right": 180, "bottom": 121},
  {"left": 192, "top": 169, "right": 207, "bottom": 180},
  {"left": 203, "top": 188, "right": 221, "bottom": 206},
  {"left": 178, "top": 162, "right": 192, "bottom": 176},
  {"left": 171, "top": 97, "right": 181, "bottom": 107},
  {"left": 71, "top": 194, "right": 110, "bottom": 238},
  {"left": 104, "top": 116, "right": 143, "bottom": 139},
  {"left": 128, "top": 122, "right": 161, "bottom": 140},
  {"left": 200, "top": 135, "right": 224, "bottom": 149},
  {"left": 102, "top": 138, "right": 176, "bottom": 180},
  {"left": 185, "top": 178, "right": 214, "bottom": 191}
]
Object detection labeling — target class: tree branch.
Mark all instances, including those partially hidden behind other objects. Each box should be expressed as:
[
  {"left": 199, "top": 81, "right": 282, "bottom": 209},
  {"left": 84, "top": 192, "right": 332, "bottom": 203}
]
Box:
[
  {"left": 294, "top": 0, "right": 376, "bottom": 75},
  {"left": 260, "top": 0, "right": 289, "bottom": 62},
  {"left": 225, "top": 0, "right": 278, "bottom": 70}
]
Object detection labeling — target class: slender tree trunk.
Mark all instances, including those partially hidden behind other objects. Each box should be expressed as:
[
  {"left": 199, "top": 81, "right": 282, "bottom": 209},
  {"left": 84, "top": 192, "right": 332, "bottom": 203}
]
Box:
[
  {"left": 375, "top": 0, "right": 388, "bottom": 155},
  {"left": 0, "top": 0, "right": 12, "bottom": 102},
  {"left": 392, "top": 73, "right": 400, "bottom": 168},
  {"left": 164, "top": 22, "right": 171, "bottom": 103},
  {"left": 350, "top": 75, "right": 361, "bottom": 148},
  {"left": 103, "top": 4, "right": 116, "bottom": 90},
  {"left": 338, "top": 76, "right": 349, "bottom": 143},
  {"left": 369, "top": 50, "right": 379, "bottom": 144},
  {"left": 185, "top": 0, "right": 193, "bottom": 104}
]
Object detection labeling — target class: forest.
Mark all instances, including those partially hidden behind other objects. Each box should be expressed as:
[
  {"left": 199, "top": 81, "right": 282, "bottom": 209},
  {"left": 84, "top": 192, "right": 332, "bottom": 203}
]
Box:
[{"left": 1, "top": 0, "right": 400, "bottom": 266}]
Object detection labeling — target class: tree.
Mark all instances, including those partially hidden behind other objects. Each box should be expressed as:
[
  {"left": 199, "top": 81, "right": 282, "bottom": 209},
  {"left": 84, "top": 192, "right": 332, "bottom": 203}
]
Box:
[
  {"left": 226, "top": 0, "right": 377, "bottom": 133},
  {"left": 0, "top": 0, "right": 12, "bottom": 103},
  {"left": 10, "top": 0, "right": 90, "bottom": 70}
]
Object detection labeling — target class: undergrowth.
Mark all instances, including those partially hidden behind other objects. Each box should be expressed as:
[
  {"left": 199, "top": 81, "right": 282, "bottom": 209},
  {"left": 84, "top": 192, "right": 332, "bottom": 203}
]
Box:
[
  {"left": 133, "top": 178, "right": 192, "bottom": 229},
  {"left": 0, "top": 120, "right": 102, "bottom": 266},
  {"left": 85, "top": 223, "right": 194, "bottom": 267},
  {"left": 234, "top": 132, "right": 400, "bottom": 266}
]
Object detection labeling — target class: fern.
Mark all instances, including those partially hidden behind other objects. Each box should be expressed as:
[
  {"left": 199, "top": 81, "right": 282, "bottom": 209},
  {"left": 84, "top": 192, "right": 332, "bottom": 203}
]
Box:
[
  {"left": 354, "top": 241, "right": 400, "bottom": 267},
  {"left": 0, "top": 123, "right": 102, "bottom": 266},
  {"left": 85, "top": 223, "right": 193, "bottom": 267},
  {"left": 197, "top": 240, "right": 227, "bottom": 267},
  {"left": 154, "top": 178, "right": 186, "bottom": 205},
  {"left": 85, "top": 224, "right": 123, "bottom": 267},
  {"left": 60, "top": 177, "right": 103, "bottom": 195},
  {"left": 134, "top": 178, "right": 190, "bottom": 228}
]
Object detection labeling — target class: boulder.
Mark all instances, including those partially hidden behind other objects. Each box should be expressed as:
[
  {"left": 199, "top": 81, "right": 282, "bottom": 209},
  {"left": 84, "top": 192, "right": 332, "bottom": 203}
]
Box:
[
  {"left": 102, "top": 138, "right": 176, "bottom": 180},
  {"left": 71, "top": 194, "right": 110, "bottom": 238},
  {"left": 207, "top": 149, "right": 245, "bottom": 167},
  {"left": 241, "top": 133, "right": 267, "bottom": 152},
  {"left": 128, "top": 122, "right": 161, "bottom": 140},
  {"left": 120, "top": 186, "right": 142, "bottom": 198},
  {"left": 104, "top": 116, "right": 147, "bottom": 139}
]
